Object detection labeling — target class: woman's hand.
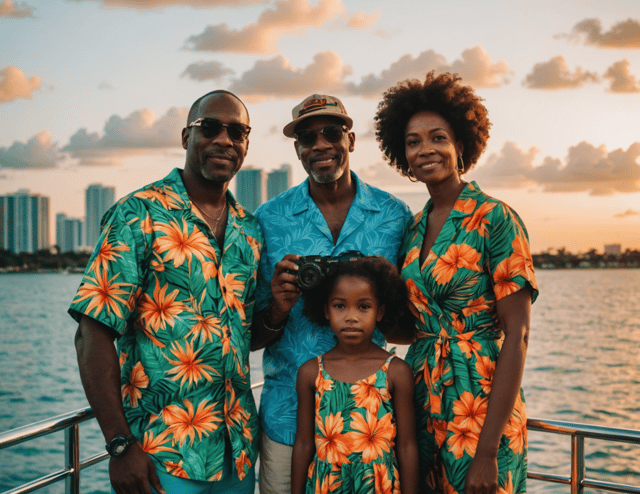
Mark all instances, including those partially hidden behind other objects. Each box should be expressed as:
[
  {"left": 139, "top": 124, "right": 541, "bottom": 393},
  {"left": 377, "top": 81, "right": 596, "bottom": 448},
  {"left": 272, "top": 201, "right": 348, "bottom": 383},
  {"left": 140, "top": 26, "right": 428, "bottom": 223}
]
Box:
[{"left": 464, "top": 452, "right": 498, "bottom": 494}]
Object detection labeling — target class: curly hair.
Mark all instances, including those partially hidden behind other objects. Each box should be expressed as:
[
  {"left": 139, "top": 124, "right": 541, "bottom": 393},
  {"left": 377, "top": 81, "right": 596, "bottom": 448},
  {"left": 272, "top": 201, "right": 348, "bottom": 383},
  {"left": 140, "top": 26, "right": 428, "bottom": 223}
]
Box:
[
  {"left": 374, "top": 71, "right": 491, "bottom": 177},
  {"left": 302, "top": 257, "right": 407, "bottom": 337}
]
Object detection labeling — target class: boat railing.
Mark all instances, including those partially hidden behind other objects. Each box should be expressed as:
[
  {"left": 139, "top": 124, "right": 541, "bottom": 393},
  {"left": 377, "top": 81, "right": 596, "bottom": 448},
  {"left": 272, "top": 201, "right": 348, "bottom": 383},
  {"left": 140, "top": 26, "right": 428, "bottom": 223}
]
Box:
[{"left": 1, "top": 381, "right": 639, "bottom": 494}]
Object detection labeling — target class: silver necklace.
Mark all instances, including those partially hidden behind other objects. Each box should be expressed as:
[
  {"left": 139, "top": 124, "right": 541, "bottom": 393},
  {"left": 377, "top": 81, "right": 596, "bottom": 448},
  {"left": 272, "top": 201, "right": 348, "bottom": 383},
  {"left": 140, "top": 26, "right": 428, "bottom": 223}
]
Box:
[{"left": 192, "top": 200, "right": 227, "bottom": 227}]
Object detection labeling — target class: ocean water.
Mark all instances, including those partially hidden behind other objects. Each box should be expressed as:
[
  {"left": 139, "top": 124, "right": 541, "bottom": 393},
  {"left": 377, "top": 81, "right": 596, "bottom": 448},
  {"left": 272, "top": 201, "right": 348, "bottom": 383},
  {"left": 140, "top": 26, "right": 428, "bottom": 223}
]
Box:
[{"left": 0, "top": 270, "right": 639, "bottom": 493}]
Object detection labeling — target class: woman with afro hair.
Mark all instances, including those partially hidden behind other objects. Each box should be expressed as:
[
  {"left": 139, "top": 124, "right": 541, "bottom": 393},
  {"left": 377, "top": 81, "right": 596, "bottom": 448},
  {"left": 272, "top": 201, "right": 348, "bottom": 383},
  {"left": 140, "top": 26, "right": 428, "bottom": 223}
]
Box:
[{"left": 375, "top": 71, "right": 539, "bottom": 494}]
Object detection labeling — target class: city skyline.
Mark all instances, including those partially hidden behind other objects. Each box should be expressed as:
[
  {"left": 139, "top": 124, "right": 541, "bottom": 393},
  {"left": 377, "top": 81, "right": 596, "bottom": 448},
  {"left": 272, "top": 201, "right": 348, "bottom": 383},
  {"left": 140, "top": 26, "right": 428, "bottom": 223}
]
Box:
[{"left": 1, "top": 0, "right": 639, "bottom": 253}]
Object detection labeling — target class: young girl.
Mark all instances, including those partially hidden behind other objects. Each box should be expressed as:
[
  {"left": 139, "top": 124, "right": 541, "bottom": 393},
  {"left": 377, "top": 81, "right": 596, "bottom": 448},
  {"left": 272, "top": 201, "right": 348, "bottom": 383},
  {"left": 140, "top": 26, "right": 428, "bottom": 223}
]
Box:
[{"left": 292, "top": 257, "right": 418, "bottom": 494}]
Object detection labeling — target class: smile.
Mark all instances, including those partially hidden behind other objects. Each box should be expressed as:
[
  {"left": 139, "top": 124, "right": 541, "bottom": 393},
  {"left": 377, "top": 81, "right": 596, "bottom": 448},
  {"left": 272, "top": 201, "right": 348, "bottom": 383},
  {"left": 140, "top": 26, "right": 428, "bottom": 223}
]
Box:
[
  {"left": 311, "top": 155, "right": 337, "bottom": 165},
  {"left": 416, "top": 161, "right": 440, "bottom": 169}
]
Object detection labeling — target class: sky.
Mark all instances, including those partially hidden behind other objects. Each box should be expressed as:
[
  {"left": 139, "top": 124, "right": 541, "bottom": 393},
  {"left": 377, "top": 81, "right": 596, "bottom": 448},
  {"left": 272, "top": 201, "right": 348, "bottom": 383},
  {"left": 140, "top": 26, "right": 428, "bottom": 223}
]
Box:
[{"left": 1, "top": 0, "right": 640, "bottom": 254}]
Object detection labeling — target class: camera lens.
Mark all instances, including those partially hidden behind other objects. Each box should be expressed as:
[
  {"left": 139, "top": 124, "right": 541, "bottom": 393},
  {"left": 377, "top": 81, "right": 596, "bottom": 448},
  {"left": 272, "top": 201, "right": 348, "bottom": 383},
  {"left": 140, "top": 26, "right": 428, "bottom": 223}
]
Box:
[{"left": 297, "top": 263, "right": 324, "bottom": 290}]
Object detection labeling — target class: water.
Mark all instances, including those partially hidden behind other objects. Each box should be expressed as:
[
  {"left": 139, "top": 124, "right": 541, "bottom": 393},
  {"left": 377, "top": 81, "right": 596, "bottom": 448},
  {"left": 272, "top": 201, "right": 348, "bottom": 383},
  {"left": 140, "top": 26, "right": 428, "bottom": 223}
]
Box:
[{"left": 1, "top": 270, "right": 639, "bottom": 493}]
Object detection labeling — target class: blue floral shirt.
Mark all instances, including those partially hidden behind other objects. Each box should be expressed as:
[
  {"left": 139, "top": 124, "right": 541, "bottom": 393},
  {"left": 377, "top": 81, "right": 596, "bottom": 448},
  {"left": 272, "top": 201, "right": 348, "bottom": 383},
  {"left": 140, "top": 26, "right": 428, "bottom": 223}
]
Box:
[{"left": 254, "top": 172, "right": 413, "bottom": 445}]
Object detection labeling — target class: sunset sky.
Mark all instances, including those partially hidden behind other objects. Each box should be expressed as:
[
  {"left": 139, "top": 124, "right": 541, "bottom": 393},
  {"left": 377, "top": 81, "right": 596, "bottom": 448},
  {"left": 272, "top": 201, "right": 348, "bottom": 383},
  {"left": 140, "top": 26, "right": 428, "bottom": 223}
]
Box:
[{"left": 1, "top": 0, "right": 639, "bottom": 253}]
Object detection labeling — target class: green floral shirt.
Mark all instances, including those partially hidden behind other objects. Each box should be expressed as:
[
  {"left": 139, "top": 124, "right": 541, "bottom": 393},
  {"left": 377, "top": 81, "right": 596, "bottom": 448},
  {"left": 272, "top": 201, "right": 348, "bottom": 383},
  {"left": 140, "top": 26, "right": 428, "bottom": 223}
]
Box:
[{"left": 69, "top": 168, "right": 264, "bottom": 482}]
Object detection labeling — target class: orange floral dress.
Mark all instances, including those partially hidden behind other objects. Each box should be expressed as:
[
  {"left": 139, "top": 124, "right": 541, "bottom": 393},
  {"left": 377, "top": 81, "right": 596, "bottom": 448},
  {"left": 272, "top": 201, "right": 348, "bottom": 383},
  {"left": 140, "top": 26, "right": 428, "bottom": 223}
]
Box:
[
  {"left": 306, "top": 355, "right": 400, "bottom": 493},
  {"left": 400, "top": 182, "right": 538, "bottom": 494}
]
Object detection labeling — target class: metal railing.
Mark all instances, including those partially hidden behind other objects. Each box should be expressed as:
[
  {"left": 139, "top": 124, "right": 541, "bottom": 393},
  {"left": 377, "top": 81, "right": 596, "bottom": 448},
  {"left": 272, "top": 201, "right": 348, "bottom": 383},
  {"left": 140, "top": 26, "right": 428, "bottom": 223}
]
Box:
[{"left": 2, "top": 385, "right": 640, "bottom": 494}]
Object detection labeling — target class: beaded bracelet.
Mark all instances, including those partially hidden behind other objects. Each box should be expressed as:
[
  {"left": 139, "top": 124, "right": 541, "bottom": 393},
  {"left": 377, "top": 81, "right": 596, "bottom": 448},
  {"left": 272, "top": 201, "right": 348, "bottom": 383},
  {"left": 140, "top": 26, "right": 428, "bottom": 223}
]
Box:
[{"left": 263, "top": 305, "right": 287, "bottom": 332}]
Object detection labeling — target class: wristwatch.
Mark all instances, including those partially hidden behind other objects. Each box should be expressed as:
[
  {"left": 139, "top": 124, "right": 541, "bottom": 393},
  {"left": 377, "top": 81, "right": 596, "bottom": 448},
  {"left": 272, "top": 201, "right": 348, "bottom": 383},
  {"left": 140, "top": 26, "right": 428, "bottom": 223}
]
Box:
[{"left": 105, "top": 434, "right": 137, "bottom": 457}]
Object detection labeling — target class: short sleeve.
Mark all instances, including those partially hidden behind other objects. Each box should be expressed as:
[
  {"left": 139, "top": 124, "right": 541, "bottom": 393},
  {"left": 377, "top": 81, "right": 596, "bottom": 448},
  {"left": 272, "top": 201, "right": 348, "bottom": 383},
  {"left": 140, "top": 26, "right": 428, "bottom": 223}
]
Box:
[
  {"left": 68, "top": 204, "right": 143, "bottom": 335},
  {"left": 486, "top": 202, "right": 539, "bottom": 304}
]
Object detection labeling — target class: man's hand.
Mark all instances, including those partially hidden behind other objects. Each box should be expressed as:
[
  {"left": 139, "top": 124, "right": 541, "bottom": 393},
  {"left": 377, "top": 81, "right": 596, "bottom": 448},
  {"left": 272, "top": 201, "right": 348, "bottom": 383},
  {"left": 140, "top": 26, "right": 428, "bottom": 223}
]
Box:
[
  {"left": 269, "top": 254, "right": 302, "bottom": 323},
  {"left": 109, "top": 445, "right": 165, "bottom": 494}
]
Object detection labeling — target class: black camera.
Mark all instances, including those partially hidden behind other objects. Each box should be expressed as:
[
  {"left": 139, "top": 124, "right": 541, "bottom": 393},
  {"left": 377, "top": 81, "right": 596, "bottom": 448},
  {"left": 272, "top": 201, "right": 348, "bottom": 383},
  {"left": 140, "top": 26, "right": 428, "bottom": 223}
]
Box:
[{"left": 294, "top": 250, "right": 364, "bottom": 290}]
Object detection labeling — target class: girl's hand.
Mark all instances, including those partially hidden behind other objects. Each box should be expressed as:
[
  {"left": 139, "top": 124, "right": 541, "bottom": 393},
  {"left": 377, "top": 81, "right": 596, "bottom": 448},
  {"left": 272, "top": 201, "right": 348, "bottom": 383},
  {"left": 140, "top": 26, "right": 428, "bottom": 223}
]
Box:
[{"left": 464, "top": 452, "right": 498, "bottom": 494}]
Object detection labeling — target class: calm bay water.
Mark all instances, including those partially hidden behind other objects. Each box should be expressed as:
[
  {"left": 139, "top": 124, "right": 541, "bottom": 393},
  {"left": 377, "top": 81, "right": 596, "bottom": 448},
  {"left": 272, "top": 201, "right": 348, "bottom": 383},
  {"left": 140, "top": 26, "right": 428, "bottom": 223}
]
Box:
[{"left": 1, "top": 270, "right": 639, "bottom": 493}]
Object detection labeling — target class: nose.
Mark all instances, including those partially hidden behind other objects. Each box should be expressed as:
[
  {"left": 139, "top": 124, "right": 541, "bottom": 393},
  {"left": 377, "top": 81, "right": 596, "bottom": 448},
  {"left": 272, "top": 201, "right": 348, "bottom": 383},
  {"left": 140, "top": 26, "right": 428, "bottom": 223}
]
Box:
[
  {"left": 212, "top": 127, "right": 233, "bottom": 146},
  {"left": 345, "top": 309, "right": 358, "bottom": 322},
  {"left": 312, "top": 132, "right": 332, "bottom": 150}
]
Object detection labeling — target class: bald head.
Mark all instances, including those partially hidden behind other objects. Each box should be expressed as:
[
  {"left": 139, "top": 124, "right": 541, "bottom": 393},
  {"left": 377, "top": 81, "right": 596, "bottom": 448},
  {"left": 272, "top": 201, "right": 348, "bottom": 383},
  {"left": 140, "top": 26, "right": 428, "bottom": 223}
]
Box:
[{"left": 187, "top": 90, "right": 249, "bottom": 126}]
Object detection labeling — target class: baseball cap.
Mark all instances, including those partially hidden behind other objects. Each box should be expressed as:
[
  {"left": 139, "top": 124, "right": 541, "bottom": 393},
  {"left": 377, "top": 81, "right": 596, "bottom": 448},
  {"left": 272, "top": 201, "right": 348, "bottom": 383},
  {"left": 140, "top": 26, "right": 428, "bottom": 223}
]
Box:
[{"left": 283, "top": 94, "right": 353, "bottom": 138}]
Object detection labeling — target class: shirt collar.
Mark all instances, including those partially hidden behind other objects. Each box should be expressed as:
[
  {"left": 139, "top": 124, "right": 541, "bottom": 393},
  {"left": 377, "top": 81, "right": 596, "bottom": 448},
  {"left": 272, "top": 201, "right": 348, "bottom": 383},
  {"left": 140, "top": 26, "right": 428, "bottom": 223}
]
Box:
[
  {"left": 165, "top": 167, "right": 244, "bottom": 216},
  {"left": 291, "top": 171, "right": 382, "bottom": 215}
]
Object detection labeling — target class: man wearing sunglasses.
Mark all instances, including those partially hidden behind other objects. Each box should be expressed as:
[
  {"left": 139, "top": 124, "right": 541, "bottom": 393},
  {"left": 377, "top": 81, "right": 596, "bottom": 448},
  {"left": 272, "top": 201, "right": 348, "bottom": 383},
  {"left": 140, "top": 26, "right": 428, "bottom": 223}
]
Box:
[
  {"left": 71, "top": 90, "right": 263, "bottom": 494},
  {"left": 250, "top": 94, "right": 413, "bottom": 493}
]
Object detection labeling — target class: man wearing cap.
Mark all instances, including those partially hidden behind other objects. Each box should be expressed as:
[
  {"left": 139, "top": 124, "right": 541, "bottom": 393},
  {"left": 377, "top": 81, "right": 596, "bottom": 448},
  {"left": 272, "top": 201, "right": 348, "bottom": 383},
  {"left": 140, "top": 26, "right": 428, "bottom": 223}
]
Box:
[{"left": 251, "top": 94, "right": 413, "bottom": 493}]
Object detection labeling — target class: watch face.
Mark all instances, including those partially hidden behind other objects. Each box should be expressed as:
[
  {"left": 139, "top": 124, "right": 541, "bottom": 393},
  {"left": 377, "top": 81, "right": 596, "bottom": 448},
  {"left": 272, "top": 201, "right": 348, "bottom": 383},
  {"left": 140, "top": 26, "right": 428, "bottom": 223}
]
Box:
[{"left": 107, "top": 436, "right": 133, "bottom": 456}]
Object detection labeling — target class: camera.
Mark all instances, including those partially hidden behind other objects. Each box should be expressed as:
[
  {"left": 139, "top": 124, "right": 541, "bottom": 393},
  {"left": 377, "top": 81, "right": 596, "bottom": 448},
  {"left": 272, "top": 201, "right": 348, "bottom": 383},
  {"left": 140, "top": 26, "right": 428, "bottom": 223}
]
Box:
[{"left": 294, "top": 250, "right": 364, "bottom": 290}]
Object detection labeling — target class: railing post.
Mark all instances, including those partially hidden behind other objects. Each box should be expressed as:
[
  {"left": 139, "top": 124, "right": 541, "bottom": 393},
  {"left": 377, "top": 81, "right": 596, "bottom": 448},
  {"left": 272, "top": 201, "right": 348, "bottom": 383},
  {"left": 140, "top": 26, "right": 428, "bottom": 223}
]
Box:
[
  {"left": 65, "top": 424, "right": 81, "bottom": 494},
  {"left": 570, "top": 433, "right": 585, "bottom": 494}
]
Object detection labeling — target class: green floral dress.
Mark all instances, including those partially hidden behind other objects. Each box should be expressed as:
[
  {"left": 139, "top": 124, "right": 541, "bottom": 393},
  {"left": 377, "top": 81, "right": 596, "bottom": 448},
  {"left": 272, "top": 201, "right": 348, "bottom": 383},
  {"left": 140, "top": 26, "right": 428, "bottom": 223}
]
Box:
[
  {"left": 306, "top": 355, "right": 400, "bottom": 494},
  {"left": 400, "top": 182, "right": 538, "bottom": 494}
]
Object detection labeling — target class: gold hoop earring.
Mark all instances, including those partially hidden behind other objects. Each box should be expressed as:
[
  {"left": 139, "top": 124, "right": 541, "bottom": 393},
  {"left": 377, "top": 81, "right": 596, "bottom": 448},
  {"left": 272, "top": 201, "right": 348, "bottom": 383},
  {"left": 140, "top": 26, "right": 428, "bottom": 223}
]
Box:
[
  {"left": 407, "top": 169, "right": 418, "bottom": 183},
  {"left": 457, "top": 156, "right": 464, "bottom": 174}
]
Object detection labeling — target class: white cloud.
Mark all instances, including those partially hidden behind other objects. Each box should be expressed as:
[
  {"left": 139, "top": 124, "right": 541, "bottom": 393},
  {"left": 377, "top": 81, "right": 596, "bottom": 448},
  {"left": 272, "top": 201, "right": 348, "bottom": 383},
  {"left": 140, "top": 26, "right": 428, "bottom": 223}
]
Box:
[
  {"left": 0, "top": 66, "right": 42, "bottom": 103},
  {"left": 228, "top": 51, "right": 351, "bottom": 100},
  {"left": 346, "top": 45, "right": 511, "bottom": 98},
  {"left": 478, "top": 141, "right": 640, "bottom": 195},
  {"left": 70, "top": 0, "right": 267, "bottom": 9},
  {"left": 613, "top": 209, "right": 640, "bottom": 218},
  {"left": 181, "top": 60, "right": 235, "bottom": 82},
  {"left": 62, "top": 107, "right": 188, "bottom": 166},
  {"left": 0, "top": 0, "right": 35, "bottom": 18},
  {"left": 184, "top": 0, "right": 345, "bottom": 53},
  {"left": 523, "top": 56, "right": 599, "bottom": 90},
  {"left": 604, "top": 59, "right": 640, "bottom": 93},
  {"left": 0, "top": 131, "right": 60, "bottom": 169},
  {"left": 346, "top": 9, "right": 381, "bottom": 29},
  {"left": 557, "top": 18, "right": 640, "bottom": 49}
]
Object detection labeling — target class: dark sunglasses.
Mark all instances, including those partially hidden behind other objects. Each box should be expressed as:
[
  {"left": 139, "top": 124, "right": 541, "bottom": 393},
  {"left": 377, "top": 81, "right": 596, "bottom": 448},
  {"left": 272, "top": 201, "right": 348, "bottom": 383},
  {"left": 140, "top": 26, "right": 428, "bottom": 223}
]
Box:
[
  {"left": 294, "top": 125, "right": 349, "bottom": 148},
  {"left": 187, "top": 118, "right": 251, "bottom": 142}
]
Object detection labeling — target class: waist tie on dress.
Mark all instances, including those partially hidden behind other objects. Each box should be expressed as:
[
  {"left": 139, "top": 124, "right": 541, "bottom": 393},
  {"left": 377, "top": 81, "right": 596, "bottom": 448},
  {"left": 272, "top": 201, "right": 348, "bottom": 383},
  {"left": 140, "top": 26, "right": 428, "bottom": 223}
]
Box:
[{"left": 414, "top": 327, "right": 501, "bottom": 416}]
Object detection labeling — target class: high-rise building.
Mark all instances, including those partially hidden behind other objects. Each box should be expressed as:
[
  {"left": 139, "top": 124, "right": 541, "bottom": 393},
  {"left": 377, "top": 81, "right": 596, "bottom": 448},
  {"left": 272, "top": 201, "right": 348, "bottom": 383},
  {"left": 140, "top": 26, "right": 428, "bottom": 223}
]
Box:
[
  {"left": 235, "top": 167, "right": 265, "bottom": 213},
  {"left": 0, "top": 189, "right": 50, "bottom": 253},
  {"left": 267, "top": 164, "right": 292, "bottom": 200},
  {"left": 85, "top": 184, "right": 115, "bottom": 247},
  {"left": 56, "top": 213, "right": 84, "bottom": 252}
]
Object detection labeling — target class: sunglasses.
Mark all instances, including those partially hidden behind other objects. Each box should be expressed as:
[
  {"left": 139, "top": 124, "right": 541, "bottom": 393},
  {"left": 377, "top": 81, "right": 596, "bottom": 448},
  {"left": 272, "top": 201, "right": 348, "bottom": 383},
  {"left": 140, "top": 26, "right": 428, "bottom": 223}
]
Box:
[
  {"left": 187, "top": 118, "right": 251, "bottom": 142},
  {"left": 294, "top": 125, "right": 349, "bottom": 148}
]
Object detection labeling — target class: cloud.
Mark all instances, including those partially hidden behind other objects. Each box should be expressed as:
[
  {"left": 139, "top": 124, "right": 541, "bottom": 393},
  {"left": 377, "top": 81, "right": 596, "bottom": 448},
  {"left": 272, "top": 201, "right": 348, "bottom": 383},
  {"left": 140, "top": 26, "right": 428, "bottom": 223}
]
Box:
[
  {"left": 356, "top": 161, "right": 414, "bottom": 189},
  {"left": 345, "top": 45, "right": 511, "bottom": 98},
  {"left": 0, "top": 66, "right": 42, "bottom": 103},
  {"left": 0, "top": 131, "right": 60, "bottom": 169},
  {"left": 62, "top": 107, "right": 188, "bottom": 166},
  {"left": 184, "top": 0, "right": 346, "bottom": 53},
  {"left": 478, "top": 140, "right": 640, "bottom": 195},
  {"left": 228, "top": 51, "right": 351, "bottom": 100},
  {"left": 604, "top": 59, "right": 640, "bottom": 93},
  {"left": 346, "top": 8, "right": 381, "bottom": 29},
  {"left": 613, "top": 209, "right": 640, "bottom": 218},
  {"left": 556, "top": 18, "right": 640, "bottom": 49},
  {"left": 70, "top": 0, "right": 267, "bottom": 9},
  {"left": 523, "top": 56, "right": 599, "bottom": 90},
  {"left": 0, "top": 0, "right": 35, "bottom": 17},
  {"left": 181, "top": 60, "right": 235, "bottom": 82}
]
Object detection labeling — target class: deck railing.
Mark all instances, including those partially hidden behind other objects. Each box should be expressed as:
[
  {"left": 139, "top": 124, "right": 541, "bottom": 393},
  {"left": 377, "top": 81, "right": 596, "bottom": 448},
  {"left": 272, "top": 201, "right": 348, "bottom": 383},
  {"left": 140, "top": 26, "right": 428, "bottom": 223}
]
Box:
[{"left": 2, "top": 383, "right": 639, "bottom": 494}]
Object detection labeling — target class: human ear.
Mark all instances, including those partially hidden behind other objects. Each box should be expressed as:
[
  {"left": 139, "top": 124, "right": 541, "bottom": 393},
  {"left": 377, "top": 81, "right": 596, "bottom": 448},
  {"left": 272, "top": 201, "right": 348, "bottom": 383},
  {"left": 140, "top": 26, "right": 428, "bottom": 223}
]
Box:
[
  {"left": 377, "top": 304, "right": 385, "bottom": 322},
  {"left": 348, "top": 132, "right": 355, "bottom": 153},
  {"left": 324, "top": 303, "right": 330, "bottom": 322},
  {"left": 294, "top": 141, "right": 302, "bottom": 160},
  {"left": 181, "top": 128, "right": 189, "bottom": 150}
]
